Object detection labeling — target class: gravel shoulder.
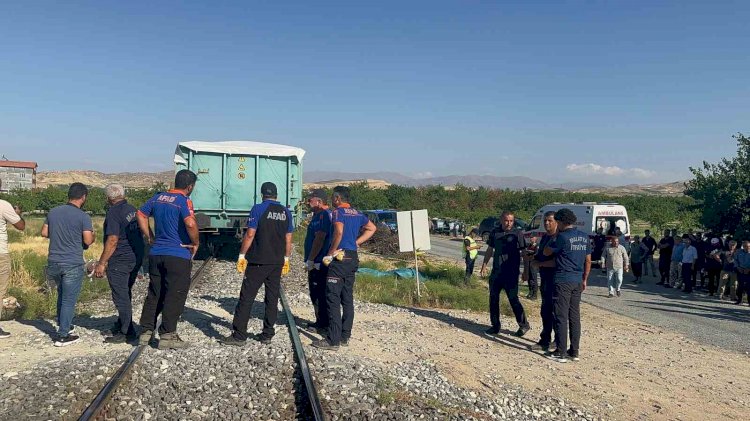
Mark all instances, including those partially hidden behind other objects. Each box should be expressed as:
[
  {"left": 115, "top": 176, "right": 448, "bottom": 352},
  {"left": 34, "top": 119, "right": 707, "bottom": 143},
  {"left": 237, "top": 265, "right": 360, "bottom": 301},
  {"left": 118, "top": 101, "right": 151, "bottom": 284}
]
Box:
[
  {"left": 1, "top": 252, "right": 747, "bottom": 420},
  {"left": 291, "top": 292, "right": 750, "bottom": 421}
]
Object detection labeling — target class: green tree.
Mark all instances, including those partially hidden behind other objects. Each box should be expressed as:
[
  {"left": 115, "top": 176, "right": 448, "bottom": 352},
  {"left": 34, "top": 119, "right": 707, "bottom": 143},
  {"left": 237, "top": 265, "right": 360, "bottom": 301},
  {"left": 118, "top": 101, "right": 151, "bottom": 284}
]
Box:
[{"left": 685, "top": 133, "right": 750, "bottom": 237}]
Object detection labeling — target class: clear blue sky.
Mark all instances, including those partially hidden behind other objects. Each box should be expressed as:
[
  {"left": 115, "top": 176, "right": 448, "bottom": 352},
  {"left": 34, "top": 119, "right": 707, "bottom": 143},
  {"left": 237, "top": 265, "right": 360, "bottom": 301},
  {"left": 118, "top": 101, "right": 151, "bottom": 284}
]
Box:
[{"left": 1, "top": 1, "right": 748, "bottom": 184}]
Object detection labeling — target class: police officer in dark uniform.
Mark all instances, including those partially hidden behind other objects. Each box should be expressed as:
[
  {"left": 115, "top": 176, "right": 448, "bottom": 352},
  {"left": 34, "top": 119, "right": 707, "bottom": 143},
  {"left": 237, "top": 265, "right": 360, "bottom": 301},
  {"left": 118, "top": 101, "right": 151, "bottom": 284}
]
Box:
[
  {"left": 94, "top": 184, "right": 144, "bottom": 344},
  {"left": 530, "top": 211, "right": 557, "bottom": 351},
  {"left": 312, "top": 186, "right": 376, "bottom": 351},
  {"left": 220, "top": 182, "right": 293, "bottom": 346},
  {"left": 479, "top": 210, "right": 531, "bottom": 337},
  {"left": 303, "top": 189, "right": 332, "bottom": 332}
]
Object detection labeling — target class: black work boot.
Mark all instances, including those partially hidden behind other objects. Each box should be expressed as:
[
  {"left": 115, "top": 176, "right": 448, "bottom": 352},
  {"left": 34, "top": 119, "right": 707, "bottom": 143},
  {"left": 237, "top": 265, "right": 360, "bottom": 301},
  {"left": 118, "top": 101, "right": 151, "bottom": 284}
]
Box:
[{"left": 312, "top": 339, "right": 339, "bottom": 351}]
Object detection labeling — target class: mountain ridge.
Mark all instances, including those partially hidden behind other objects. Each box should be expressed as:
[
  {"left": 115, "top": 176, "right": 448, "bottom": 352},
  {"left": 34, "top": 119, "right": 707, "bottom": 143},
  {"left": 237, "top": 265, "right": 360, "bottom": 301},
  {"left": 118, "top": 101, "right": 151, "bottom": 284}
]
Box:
[{"left": 35, "top": 169, "right": 687, "bottom": 196}]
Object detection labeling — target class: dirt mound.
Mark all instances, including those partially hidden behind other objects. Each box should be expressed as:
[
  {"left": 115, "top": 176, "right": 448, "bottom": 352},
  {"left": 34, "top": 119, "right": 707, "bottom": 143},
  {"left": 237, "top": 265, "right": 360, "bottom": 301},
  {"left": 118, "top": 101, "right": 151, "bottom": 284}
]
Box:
[{"left": 361, "top": 224, "right": 413, "bottom": 260}]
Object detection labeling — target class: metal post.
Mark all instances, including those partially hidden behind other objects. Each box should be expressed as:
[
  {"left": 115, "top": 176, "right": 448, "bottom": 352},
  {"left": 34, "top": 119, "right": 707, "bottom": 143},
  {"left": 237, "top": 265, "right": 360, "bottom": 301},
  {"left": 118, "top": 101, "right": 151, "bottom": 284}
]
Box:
[{"left": 411, "top": 211, "right": 421, "bottom": 297}]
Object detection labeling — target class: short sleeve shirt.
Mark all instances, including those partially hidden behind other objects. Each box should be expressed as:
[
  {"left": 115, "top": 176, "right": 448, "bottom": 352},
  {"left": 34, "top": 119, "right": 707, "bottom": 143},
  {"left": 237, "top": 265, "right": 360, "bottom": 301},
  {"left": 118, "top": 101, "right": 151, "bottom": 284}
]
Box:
[
  {"left": 535, "top": 234, "right": 556, "bottom": 264},
  {"left": 304, "top": 208, "right": 332, "bottom": 263},
  {"left": 681, "top": 246, "right": 698, "bottom": 264},
  {"left": 104, "top": 200, "right": 144, "bottom": 262},
  {"left": 0, "top": 199, "right": 21, "bottom": 255},
  {"left": 45, "top": 204, "right": 94, "bottom": 264},
  {"left": 247, "top": 200, "right": 294, "bottom": 233},
  {"left": 642, "top": 236, "right": 657, "bottom": 255},
  {"left": 331, "top": 204, "right": 369, "bottom": 251},
  {"left": 245, "top": 200, "right": 294, "bottom": 265},
  {"left": 549, "top": 228, "right": 591, "bottom": 283},
  {"left": 139, "top": 190, "right": 194, "bottom": 260},
  {"left": 487, "top": 227, "right": 527, "bottom": 274}
]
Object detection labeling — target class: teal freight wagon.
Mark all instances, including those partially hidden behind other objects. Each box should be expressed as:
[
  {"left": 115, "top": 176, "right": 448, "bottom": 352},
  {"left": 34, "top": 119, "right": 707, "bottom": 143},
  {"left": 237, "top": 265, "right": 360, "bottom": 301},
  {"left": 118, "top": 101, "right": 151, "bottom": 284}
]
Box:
[{"left": 173, "top": 141, "right": 305, "bottom": 252}]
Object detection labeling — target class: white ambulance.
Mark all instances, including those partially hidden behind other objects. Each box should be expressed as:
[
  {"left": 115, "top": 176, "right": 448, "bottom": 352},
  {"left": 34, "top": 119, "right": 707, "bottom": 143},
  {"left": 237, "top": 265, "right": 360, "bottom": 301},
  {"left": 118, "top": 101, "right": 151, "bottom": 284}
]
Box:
[{"left": 524, "top": 202, "right": 631, "bottom": 240}]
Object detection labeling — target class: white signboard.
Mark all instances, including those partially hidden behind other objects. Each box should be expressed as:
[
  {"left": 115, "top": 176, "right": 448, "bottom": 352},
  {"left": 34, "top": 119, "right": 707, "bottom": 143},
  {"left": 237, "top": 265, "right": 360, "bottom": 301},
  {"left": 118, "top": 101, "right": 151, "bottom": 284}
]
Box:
[{"left": 397, "top": 209, "right": 431, "bottom": 252}]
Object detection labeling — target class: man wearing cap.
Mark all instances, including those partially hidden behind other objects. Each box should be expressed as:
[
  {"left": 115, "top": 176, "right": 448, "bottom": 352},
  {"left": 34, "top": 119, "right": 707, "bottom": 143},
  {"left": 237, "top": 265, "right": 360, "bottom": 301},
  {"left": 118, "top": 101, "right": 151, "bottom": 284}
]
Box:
[
  {"left": 312, "top": 186, "right": 376, "bottom": 351},
  {"left": 137, "top": 170, "right": 200, "bottom": 349},
  {"left": 220, "top": 182, "right": 293, "bottom": 346},
  {"left": 303, "top": 189, "right": 332, "bottom": 332}
]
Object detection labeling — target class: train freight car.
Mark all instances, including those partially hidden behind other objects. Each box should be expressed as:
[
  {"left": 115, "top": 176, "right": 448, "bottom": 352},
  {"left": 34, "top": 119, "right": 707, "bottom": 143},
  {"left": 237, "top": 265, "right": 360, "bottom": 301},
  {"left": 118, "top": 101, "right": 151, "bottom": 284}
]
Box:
[{"left": 173, "top": 140, "right": 305, "bottom": 254}]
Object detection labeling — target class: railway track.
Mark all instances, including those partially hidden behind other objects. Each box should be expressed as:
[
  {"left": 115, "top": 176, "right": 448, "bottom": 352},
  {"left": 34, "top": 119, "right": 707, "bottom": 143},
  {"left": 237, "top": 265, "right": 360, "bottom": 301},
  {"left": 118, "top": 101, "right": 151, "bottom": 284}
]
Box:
[{"left": 78, "top": 257, "right": 325, "bottom": 421}]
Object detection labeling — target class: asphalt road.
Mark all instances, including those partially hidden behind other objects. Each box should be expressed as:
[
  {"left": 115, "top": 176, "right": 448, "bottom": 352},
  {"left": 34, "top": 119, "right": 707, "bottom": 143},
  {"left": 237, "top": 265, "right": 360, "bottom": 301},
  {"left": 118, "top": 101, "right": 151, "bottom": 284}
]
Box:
[{"left": 427, "top": 235, "right": 750, "bottom": 354}]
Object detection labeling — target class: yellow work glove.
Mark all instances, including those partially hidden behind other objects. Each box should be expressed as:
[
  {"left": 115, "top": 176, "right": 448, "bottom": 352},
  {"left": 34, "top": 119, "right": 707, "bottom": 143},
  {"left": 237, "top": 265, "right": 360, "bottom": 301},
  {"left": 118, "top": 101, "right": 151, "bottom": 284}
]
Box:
[
  {"left": 282, "top": 256, "right": 290, "bottom": 275},
  {"left": 323, "top": 250, "right": 345, "bottom": 266},
  {"left": 236, "top": 255, "right": 247, "bottom": 274}
]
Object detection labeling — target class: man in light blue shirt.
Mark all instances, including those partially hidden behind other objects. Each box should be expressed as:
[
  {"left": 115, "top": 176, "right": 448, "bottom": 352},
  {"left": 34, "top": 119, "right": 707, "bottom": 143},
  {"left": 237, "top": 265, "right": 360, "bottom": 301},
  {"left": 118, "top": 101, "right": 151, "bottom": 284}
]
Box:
[
  {"left": 668, "top": 235, "right": 685, "bottom": 289},
  {"left": 681, "top": 235, "right": 698, "bottom": 293}
]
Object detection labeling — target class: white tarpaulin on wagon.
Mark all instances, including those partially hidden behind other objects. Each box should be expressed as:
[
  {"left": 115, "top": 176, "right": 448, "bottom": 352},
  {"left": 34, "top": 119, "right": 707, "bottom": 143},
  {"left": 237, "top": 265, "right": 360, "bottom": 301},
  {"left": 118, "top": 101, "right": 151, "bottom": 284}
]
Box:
[{"left": 174, "top": 141, "right": 306, "bottom": 165}]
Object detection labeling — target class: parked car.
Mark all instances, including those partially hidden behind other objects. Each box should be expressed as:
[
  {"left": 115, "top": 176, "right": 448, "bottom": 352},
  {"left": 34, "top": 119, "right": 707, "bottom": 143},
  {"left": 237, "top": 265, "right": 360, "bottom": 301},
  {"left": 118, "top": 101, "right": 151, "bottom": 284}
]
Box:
[
  {"left": 478, "top": 216, "right": 528, "bottom": 242},
  {"left": 364, "top": 209, "right": 398, "bottom": 232}
]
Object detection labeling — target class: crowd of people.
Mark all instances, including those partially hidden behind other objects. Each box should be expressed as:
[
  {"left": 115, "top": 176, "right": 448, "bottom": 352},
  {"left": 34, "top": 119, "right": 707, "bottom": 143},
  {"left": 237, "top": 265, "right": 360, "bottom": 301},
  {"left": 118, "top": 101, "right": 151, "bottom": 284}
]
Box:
[
  {"left": 1, "top": 174, "right": 746, "bottom": 360},
  {"left": 0, "top": 173, "right": 379, "bottom": 351},
  {"left": 589, "top": 228, "right": 750, "bottom": 303},
  {"left": 460, "top": 211, "right": 750, "bottom": 364}
]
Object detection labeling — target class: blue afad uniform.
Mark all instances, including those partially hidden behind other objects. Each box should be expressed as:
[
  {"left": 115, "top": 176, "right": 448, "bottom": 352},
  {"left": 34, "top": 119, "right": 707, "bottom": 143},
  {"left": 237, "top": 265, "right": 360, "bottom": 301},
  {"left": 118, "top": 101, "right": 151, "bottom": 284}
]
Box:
[
  {"left": 487, "top": 227, "right": 530, "bottom": 333},
  {"left": 304, "top": 207, "right": 332, "bottom": 329},
  {"left": 535, "top": 234, "right": 556, "bottom": 348},
  {"left": 326, "top": 203, "right": 368, "bottom": 346},
  {"left": 138, "top": 190, "right": 195, "bottom": 336},
  {"left": 104, "top": 200, "right": 144, "bottom": 337},
  {"left": 230, "top": 200, "right": 293, "bottom": 341},
  {"left": 548, "top": 228, "right": 591, "bottom": 357}
]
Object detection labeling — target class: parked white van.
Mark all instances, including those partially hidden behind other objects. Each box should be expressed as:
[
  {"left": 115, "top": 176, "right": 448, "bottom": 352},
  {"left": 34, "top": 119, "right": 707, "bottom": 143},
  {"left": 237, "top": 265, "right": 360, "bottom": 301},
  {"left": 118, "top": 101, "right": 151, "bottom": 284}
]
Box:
[{"left": 524, "top": 202, "right": 631, "bottom": 240}]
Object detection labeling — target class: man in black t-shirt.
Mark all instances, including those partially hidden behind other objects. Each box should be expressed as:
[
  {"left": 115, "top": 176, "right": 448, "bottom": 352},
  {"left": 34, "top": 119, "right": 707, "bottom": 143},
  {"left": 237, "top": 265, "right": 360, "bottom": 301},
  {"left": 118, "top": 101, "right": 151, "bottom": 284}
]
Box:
[
  {"left": 479, "top": 211, "right": 530, "bottom": 337},
  {"left": 657, "top": 230, "right": 674, "bottom": 285},
  {"left": 530, "top": 211, "right": 558, "bottom": 351},
  {"left": 220, "top": 182, "right": 294, "bottom": 346},
  {"left": 642, "top": 230, "right": 658, "bottom": 278},
  {"left": 95, "top": 184, "right": 145, "bottom": 343}
]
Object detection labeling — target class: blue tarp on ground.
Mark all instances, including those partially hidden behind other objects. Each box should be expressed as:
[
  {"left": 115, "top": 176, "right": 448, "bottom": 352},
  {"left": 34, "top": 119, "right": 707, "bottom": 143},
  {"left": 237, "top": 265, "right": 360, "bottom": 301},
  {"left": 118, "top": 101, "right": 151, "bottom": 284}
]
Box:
[{"left": 357, "top": 267, "right": 429, "bottom": 280}]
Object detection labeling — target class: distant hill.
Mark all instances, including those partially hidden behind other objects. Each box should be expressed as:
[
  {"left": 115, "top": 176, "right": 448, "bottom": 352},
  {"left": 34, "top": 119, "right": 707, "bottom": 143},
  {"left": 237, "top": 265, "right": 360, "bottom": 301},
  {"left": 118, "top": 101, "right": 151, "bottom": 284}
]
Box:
[
  {"left": 573, "top": 181, "right": 687, "bottom": 196},
  {"left": 305, "top": 171, "right": 553, "bottom": 190},
  {"left": 36, "top": 169, "right": 687, "bottom": 196},
  {"left": 38, "top": 170, "right": 173, "bottom": 189}
]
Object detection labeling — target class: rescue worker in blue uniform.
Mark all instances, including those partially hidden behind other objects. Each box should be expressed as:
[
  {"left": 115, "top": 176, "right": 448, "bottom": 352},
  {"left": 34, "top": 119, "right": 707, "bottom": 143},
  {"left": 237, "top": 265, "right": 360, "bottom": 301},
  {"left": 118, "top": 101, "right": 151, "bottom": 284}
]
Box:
[
  {"left": 137, "top": 170, "right": 200, "bottom": 349},
  {"left": 479, "top": 210, "right": 531, "bottom": 337},
  {"left": 303, "top": 189, "right": 332, "bottom": 332},
  {"left": 312, "top": 186, "right": 376, "bottom": 351},
  {"left": 220, "top": 182, "right": 293, "bottom": 346},
  {"left": 530, "top": 211, "right": 558, "bottom": 351}
]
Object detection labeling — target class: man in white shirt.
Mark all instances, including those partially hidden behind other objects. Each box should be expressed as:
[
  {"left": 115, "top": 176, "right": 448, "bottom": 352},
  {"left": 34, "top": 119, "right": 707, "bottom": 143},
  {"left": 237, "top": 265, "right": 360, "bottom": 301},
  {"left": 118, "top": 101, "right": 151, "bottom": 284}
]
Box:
[
  {"left": 0, "top": 180, "right": 27, "bottom": 338},
  {"left": 603, "top": 236, "right": 629, "bottom": 297},
  {"left": 681, "top": 235, "right": 698, "bottom": 293}
]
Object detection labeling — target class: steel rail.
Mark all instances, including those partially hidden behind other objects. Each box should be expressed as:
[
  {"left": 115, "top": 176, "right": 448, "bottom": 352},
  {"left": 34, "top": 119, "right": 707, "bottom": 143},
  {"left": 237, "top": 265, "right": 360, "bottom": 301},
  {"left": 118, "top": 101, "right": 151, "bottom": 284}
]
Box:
[
  {"left": 78, "top": 257, "right": 213, "bottom": 421},
  {"left": 279, "top": 285, "right": 327, "bottom": 421}
]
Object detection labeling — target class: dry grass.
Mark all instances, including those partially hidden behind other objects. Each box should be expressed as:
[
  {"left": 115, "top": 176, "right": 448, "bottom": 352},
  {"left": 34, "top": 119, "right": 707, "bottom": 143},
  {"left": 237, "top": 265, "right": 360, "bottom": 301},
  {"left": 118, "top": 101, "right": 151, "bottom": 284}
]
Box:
[{"left": 4, "top": 216, "right": 109, "bottom": 320}]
